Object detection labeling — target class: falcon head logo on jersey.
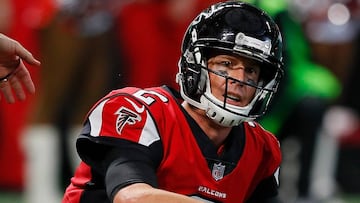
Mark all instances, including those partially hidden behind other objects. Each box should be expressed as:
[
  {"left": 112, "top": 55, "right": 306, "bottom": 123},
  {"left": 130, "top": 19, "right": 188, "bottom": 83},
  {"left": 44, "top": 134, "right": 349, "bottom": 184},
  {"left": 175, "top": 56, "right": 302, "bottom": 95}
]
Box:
[{"left": 115, "top": 106, "right": 141, "bottom": 134}]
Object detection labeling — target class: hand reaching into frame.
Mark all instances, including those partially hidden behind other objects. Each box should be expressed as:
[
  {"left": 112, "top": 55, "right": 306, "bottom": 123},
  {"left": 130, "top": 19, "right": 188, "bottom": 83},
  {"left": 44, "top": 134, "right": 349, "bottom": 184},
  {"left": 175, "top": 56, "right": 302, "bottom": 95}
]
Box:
[{"left": 0, "top": 33, "right": 41, "bottom": 103}]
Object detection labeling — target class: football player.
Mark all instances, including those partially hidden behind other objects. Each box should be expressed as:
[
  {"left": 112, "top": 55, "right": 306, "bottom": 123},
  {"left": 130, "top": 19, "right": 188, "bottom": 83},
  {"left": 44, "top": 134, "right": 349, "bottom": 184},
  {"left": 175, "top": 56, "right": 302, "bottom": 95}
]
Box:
[
  {"left": 62, "top": 1, "right": 284, "bottom": 203},
  {"left": 0, "top": 33, "right": 40, "bottom": 103}
]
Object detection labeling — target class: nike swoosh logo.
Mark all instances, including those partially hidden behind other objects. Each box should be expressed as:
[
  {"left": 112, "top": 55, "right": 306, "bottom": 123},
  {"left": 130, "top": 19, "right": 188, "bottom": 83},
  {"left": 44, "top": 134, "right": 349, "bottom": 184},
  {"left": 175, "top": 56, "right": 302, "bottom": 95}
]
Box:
[{"left": 125, "top": 98, "right": 145, "bottom": 113}]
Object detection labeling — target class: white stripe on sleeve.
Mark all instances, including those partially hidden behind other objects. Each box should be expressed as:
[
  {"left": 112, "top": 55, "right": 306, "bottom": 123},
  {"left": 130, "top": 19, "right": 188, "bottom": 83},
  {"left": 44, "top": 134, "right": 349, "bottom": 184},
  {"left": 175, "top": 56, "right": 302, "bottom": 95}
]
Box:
[
  {"left": 89, "top": 99, "right": 109, "bottom": 137},
  {"left": 138, "top": 111, "right": 160, "bottom": 146}
]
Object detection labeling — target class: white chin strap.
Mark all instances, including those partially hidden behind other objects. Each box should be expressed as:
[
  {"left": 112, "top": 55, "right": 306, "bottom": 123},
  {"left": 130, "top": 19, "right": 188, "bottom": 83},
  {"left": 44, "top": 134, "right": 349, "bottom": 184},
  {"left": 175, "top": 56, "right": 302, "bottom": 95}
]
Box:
[{"left": 202, "top": 94, "right": 255, "bottom": 127}]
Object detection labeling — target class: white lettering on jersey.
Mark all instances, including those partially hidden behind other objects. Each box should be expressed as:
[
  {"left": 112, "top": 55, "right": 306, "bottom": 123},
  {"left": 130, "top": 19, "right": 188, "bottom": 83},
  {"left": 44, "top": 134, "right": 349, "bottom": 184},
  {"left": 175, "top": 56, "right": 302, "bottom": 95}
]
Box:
[
  {"left": 197, "top": 186, "right": 227, "bottom": 199},
  {"left": 133, "top": 89, "right": 168, "bottom": 105}
]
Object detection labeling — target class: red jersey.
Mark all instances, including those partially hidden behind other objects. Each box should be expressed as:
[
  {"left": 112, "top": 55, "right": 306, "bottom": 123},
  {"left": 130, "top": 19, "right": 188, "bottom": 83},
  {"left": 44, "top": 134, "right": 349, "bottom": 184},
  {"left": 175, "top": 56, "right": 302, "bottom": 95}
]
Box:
[{"left": 63, "top": 86, "right": 281, "bottom": 203}]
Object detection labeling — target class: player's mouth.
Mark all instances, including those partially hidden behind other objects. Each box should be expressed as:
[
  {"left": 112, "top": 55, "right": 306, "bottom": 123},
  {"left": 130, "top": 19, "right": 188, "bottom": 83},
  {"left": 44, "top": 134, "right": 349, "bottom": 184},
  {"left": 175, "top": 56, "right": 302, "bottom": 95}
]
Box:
[{"left": 223, "top": 93, "right": 241, "bottom": 104}]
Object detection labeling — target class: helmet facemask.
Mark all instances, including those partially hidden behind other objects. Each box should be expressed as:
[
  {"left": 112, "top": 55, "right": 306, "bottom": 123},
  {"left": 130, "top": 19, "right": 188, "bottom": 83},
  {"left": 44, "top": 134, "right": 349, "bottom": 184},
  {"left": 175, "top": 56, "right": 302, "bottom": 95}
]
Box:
[{"left": 178, "top": 48, "right": 281, "bottom": 127}]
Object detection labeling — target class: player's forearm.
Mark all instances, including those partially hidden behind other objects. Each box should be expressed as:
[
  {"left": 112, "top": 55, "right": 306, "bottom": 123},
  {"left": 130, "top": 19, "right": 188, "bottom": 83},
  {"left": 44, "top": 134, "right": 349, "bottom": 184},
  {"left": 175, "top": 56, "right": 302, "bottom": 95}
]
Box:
[{"left": 113, "top": 183, "right": 203, "bottom": 203}]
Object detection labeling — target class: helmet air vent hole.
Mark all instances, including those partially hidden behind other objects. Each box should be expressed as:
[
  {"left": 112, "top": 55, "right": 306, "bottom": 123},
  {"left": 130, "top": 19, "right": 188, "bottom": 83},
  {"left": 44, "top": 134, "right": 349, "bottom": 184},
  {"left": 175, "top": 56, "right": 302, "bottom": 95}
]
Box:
[{"left": 219, "top": 117, "right": 224, "bottom": 123}]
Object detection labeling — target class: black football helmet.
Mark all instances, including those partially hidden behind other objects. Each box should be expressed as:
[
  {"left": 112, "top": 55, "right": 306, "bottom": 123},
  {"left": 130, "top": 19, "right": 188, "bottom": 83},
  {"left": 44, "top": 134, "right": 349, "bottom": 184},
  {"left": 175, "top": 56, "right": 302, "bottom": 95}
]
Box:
[{"left": 177, "top": 1, "right": 284, "bottom": 127}]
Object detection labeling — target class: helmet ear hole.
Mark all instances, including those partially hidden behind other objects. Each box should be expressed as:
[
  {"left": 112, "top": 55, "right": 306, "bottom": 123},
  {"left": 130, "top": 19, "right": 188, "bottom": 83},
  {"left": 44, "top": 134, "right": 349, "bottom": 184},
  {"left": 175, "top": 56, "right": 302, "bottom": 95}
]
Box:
[
  {"left": 181, "top": 57, "right": 200, "bottom": 96},
  {"left": 181, "top": 47, "right": 208, "bottom": 98},
  {"left": 184, "top": 71, "right": 198, "bottom": 95}
]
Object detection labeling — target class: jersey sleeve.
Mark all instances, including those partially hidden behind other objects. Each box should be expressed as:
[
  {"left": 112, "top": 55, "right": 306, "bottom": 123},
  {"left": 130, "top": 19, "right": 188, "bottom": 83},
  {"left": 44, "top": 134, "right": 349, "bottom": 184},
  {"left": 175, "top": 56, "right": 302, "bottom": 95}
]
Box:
[
  {"left": 254, "top": 121, "right": 282, "bottom": 176},
  {"left": 86, "top": 91, "right": 161, "bottom": 145},
  {"left": 245, "top": 174, "right": 281, "bottom": 203},
  {"left": 75, "top": 90, "right": 164, "bottom": 195},
  {"left": 244, "top": 122, "right": 282, "bottom": 201}
]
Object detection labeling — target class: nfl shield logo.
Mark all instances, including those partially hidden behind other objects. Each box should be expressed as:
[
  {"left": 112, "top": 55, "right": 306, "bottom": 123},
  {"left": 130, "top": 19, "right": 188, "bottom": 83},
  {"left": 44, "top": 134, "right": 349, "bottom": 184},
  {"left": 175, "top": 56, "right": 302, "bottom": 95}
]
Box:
[{"left": 212, "top": 162, "right": 225, "bottom": 181}]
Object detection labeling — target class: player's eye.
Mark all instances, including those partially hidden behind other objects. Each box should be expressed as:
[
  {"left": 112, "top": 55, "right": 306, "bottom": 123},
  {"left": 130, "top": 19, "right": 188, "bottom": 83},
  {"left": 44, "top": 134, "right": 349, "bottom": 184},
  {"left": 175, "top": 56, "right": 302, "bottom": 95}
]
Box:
[
  {"left": 220, "top": 60, "right": 232, "bottom": 67},
  {"left": 245, "top": 66, "right": 260, "bottom": 76}
]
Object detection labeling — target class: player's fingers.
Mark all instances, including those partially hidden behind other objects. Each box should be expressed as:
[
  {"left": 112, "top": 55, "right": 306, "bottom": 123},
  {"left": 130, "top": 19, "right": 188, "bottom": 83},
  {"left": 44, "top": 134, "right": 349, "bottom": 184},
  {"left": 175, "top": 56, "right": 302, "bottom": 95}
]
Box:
[
  {"left": 0, "top": 78, "right": 15, "bottom": 103},
  {"left": 16, "top": 65, "right": 35, "bottom": 94},
  {"left": 9, "top": 73, "right": 26, "bottom": 101},
  {"left": 0, "top": 34, "right": 40, "bottom": 66},
  {"left": 13, "top": 41, "right": 41, "bottom": 66}
]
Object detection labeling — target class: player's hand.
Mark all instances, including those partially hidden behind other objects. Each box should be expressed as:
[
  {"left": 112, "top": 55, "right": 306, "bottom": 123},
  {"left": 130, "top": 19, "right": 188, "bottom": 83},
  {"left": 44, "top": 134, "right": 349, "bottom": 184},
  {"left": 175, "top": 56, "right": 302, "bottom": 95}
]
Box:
[{"left": 0, "top": 33, "right": 41, "bottom": 103}]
